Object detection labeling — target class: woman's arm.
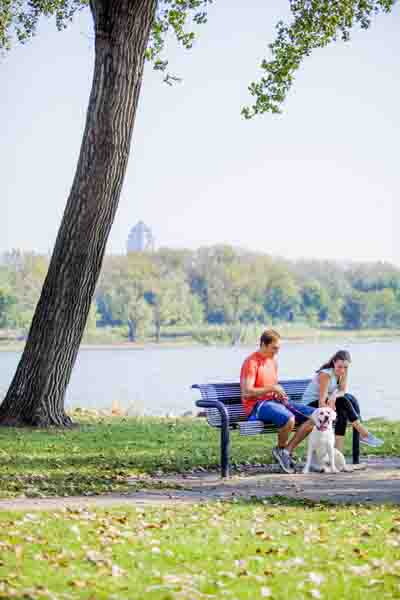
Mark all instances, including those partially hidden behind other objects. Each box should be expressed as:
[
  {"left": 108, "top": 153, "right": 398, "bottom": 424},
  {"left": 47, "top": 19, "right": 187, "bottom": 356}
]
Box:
[{"left": 318, "top": 372, "right": 331, "bottom": 408}]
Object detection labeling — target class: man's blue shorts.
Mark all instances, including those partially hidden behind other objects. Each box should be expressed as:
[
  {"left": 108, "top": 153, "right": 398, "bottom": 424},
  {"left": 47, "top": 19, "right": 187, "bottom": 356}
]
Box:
[{"left": 249, "top": 400, "right": 315, "bottom": 428}]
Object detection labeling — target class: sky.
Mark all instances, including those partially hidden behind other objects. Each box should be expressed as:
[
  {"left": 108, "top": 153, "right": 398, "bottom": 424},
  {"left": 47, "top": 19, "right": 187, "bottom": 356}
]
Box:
[{"left": 1, "top": 1, "right": 399, "bottom": 266}]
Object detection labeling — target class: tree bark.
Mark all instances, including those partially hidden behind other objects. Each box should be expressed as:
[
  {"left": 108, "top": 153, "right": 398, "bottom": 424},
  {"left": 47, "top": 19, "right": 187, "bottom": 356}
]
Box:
[{"left": 0, "top": 0, "right": 157, "bottom": 427}]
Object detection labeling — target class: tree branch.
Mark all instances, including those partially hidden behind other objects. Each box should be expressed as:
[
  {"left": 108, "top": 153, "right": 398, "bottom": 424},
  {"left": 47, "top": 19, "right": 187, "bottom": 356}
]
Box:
[{"left": 242, "top": 0, "right": 397, "bottom": 118}]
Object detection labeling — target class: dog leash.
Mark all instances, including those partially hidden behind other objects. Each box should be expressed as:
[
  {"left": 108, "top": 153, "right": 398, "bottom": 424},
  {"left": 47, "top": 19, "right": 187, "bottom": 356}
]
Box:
[{"left": 254, "top": 398, "right": 316, "bottom": 420}]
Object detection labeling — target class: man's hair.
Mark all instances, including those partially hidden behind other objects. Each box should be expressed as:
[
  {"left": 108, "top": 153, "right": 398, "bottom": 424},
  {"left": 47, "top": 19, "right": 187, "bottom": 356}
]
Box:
[{"left": 260, "top": 329, "right": 281, "bottom": 347}]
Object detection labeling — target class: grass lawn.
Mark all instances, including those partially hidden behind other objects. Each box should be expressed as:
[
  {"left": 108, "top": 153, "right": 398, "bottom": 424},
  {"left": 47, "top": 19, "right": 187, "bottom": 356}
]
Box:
[
  {"left": 0, "top": 501, "right": 399, "bottom": 599},
  {"left": 0, "top": 416, "right": 398, "bottom": 498}
]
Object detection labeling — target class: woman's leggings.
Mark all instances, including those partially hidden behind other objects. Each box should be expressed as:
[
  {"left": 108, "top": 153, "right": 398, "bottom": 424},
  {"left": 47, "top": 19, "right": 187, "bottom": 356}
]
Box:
[{"left": 309, "top": 394, "right": 361, "bottom": 436}]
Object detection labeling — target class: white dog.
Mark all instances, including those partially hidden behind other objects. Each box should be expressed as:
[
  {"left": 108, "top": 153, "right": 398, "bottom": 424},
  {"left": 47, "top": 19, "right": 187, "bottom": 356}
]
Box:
[{"left": 303, "top": 406, "right": 347, "bottom": 474}]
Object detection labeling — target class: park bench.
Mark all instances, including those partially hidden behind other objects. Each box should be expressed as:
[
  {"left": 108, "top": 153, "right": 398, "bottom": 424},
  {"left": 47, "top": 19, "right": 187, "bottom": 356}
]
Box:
[{"left": 192, "top": 379, "right": 360, "bottom": 478}]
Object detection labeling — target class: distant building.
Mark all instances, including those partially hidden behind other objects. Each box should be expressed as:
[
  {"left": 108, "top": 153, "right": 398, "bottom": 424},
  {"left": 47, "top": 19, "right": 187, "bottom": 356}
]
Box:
[{"left": 126, "top": 221, "right": 155, "bottom": 253}]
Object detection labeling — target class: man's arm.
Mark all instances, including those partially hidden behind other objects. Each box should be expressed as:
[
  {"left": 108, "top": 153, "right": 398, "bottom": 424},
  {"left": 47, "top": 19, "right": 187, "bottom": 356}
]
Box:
[
  {"left": 240, "top": 356, "right": 288, "bottom": 401},
  {"left": 241, "top": 377, "right": 287, "bottom": 399}
]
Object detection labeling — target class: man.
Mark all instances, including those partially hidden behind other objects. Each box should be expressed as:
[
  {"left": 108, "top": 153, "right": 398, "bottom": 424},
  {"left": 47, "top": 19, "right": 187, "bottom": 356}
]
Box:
[{"left": 240, "top": 329, "right": 314, "bottom": 474}]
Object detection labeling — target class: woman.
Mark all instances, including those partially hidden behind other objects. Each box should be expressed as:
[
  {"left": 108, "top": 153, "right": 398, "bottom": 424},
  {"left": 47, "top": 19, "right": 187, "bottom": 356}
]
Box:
[{"left": 302, "top": 350, "right": 383, "bottom": 450}]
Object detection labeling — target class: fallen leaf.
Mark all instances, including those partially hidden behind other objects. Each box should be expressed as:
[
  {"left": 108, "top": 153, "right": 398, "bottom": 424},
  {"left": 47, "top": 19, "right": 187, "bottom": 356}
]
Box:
[
  {"left": 349, "top": 565, "right": 371, "bottom": 576},
  {"left": 308, "top": 573, "right": 325, "bottom": 586},
  {"left": 111, "top": 564, "right": 126, "bottom": 577}
]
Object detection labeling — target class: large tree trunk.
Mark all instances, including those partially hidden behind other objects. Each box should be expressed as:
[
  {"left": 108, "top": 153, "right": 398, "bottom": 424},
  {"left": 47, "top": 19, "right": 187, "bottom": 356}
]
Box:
[{"left": 0, "top": 0, "right": 157, "bottom": 427}]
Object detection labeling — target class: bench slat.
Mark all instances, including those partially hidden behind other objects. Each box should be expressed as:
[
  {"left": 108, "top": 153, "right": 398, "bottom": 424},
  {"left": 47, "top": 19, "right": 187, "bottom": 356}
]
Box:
[{"left": 239, "top": 421, "right": 278, "bottom": 435}]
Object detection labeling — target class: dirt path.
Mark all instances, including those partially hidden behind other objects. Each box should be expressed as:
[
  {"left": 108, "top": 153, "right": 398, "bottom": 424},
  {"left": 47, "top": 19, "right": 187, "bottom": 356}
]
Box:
[{"left": 1, "top": 457, "right": 399, "bottom": 512}]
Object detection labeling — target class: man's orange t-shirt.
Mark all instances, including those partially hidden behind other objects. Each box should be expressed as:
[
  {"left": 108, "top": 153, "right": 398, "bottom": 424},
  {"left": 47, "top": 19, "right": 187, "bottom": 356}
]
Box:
[{"left": 240, "top": 351, "right": 278, "bottom": 416}]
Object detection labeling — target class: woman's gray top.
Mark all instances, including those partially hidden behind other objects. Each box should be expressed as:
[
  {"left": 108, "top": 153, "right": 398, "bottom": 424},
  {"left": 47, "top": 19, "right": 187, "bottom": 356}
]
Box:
[{"left": 302, "top": 368, "right": 339, "bottom": 405}]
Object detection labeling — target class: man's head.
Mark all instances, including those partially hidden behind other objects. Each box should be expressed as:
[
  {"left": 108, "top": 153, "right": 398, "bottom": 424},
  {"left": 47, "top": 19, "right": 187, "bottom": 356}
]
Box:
[{"left": 259, "top": 329, "right": 281, "bottom": 358}]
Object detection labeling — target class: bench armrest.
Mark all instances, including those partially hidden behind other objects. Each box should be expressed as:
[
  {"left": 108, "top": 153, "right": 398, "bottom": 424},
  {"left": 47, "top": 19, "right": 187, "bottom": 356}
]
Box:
[
  {"left": 195, "top": 399, "right": 230, "bottom": 428},
  {"left": 195, "top": 399, "right": 231, "bottom": 478}
]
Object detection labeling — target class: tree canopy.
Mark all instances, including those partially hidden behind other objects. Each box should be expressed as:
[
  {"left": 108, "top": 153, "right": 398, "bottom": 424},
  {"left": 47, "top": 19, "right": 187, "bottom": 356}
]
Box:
[
  {"left": 1, "top": 0, "right": 397, "bottom": 114},
  {"left": 243, "top": 0, "right": 397, "bottom": 116}
]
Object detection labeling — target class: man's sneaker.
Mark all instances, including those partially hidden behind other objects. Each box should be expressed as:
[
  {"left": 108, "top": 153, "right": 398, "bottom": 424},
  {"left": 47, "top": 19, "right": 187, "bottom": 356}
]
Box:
[
  {"left": 360, "top": 433, "right": 384, "bottom": 448},
  {"left": 272, "top": 447, "right": 294, "bottom": 474}
]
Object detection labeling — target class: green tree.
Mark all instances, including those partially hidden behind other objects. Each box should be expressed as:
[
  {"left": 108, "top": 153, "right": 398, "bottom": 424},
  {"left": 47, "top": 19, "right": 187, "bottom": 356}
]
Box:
[
  {"left": 264, "top": 271, "right": 300, "bottom": 323},
  {"left": 341, "top": 291, "right": 372, "bottom": 329},
  {"left": 97, "top": 254, "right": 156, "bottom": 341},
  {"left": 0, "top": 0, "right": 212, "bottom": 426},
  {"left": 183, "top": 293, "right": 205, "bottom": 327},
  {"left": 243, "top": 0, "right": 396, "bottom": 117},
  {"left": 367, "top": 288, "right": 400, "bottom": 328},
  {"left": 126, "top": 296, "right": 153, "bottom": 342},
  {"left": 190, "top": 246, "right": 237, "bottom": 324},
  {"left": 147, "top": 269, "right": 200, "bottom": 342},
  {"left": 1, "top": 0, "right": 395, "bottom": 426},
  {"left": 103, "top": 284, "right": 153, "bottom": 342},
  {"left": 82, "top": 302, "right": 101, "bottom": 342},
  {"left": 300, "top": 280, "right": 331, "bottom": 325},
  {"left": 0, "top": 288, "right": 17, "bottom": 329},
  {"left": 1, "top": 252, "right": 49, "bottom": 333},
  {"left": 348, "top": 262, "right": 400, "bottom": 293}
]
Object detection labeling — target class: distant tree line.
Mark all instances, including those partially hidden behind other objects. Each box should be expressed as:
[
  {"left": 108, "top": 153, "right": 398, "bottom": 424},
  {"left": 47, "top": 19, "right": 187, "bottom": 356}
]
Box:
[{"left": 1, "top": 247, "right": 399, "bottom": 341}]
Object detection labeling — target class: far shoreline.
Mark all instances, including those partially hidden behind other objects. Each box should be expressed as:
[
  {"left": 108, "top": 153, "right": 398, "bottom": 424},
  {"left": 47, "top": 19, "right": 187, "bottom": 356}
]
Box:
[{"left": 1, "top": 327, "right": 399, "bottom": 352}]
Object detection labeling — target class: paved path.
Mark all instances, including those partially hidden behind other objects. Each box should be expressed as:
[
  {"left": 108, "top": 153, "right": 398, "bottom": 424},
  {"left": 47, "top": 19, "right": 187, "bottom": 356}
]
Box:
[{"left": 0, "top": 457, "right": 399, "bottom": 512}]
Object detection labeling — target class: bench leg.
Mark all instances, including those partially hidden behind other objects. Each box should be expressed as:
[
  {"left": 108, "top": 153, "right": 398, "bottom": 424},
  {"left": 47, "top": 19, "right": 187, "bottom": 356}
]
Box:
[
  {"left": 352, "top": 428, "right": 360, "bottom": 464},
  {"left": 221, "top": 422, "right": 230, "bottom": 478},
  {"left": 194, "top": 398, "right": 231, "bottom": 478}
]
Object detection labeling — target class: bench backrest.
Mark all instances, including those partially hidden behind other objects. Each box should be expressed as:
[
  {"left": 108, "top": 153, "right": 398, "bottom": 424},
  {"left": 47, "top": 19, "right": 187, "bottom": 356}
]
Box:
[{"left": 192, "top": 379, "right": 311, "bottom": 428}]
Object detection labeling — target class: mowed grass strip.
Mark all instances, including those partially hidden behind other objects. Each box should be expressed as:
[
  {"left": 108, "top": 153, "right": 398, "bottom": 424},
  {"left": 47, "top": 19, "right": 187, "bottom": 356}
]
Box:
[
  {"left": 0, "top": 502, "right": 399, "bottom": 599},
  {"left": 0, "top": 416, "right": 398, "bottom": 498}
]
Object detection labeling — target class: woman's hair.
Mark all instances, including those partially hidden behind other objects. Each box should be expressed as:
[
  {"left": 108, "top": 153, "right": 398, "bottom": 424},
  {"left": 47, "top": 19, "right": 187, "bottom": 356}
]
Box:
[
  {"left": 260, "top": 329, "right": 281, "bottom": 347},
  {"left": 317, "top": 350, "right": 351, "bottom": 372}
]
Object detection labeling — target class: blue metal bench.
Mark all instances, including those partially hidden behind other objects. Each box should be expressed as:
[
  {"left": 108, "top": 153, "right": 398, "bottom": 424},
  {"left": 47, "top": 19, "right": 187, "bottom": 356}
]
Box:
[{"left": 192, "top": 379, "right": 360, "bottom": 478}]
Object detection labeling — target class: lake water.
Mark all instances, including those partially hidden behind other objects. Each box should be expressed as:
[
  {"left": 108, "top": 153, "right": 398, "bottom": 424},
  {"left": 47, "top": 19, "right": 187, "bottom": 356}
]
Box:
[{"left": 0, "top": 340, "right": 399, "bottom": 419}]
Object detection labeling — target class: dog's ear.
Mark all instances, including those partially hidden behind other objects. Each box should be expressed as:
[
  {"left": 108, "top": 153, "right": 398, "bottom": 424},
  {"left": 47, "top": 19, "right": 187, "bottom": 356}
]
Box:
[
  {"left": 329, "top": 409, "right": 337, "bottom": 422},
  {"left": 310, "top": 408, "right": 319, "bottom": 425}
]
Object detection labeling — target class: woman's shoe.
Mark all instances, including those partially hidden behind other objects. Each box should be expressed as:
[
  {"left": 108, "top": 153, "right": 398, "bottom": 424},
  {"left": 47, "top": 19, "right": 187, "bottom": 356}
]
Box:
[{"left": 360, "top": 433, "right": 384, "bottom": 447}]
